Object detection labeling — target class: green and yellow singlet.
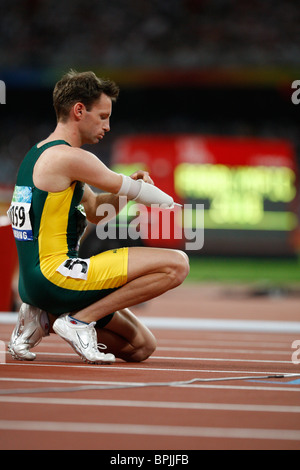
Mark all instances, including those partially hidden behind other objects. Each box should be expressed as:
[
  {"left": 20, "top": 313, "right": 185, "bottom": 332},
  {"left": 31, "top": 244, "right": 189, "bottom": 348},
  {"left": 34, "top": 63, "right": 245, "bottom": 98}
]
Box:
[{"left": 8, "top": 140, "right": 128, "bottom": 316}]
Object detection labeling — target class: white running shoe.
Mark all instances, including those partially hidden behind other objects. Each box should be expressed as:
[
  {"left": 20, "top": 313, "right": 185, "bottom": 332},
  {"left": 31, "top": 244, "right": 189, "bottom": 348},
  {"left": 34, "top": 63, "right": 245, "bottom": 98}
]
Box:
[
  {"left": 53, "top": 314, "right": 115, "bottom": 364},
  {"left": 8, "top": 303, "right": 50, "bottom": 361}
]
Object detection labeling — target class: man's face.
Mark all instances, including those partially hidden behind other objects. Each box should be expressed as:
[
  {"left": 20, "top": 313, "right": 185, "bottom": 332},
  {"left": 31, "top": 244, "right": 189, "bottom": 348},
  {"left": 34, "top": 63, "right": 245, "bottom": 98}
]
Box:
[{"left": 78, "top": 93, "right": 112, "bottom": 145}]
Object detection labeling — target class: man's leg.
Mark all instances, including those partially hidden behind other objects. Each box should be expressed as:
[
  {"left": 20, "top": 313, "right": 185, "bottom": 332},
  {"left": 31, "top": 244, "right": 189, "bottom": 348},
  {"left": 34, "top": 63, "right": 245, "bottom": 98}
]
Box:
[
  {"left": 96, "top": 308, "right": 157, "bottom": 362},
  {"left": 10, "top": 247, "right": 188, "bottom": 363},
  {"left": 72, "top": 247, "right": 189, "bottom": 324},
  {"left": 9, "top": 306, "right": 156, "bottom": 363},
  {"left": 53, "top": 247, "right": 189, "bottom": 364}
]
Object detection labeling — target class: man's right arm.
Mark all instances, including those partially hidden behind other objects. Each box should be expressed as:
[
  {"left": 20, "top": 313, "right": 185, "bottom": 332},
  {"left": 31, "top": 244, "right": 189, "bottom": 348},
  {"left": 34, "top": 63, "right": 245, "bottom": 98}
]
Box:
[
  {"left": 67, "top": 147, "right": 174, "bottom": 208},
  {"left": 65, "top": 147, "right": 123, "bottom": 193},
  {"left": 35, "top": 145, "right": 174, "bottom": 208},
  {"left": 33, "top": 145, "right": 123, "bottom": 194}
]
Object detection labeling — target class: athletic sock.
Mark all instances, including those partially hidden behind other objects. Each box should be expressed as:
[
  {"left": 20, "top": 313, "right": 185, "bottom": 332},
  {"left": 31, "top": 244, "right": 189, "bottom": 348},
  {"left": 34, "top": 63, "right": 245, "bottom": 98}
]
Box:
[
  {"left": 40, "top": 311, "right": 50, "bottom": 335},
  {"left": 68, "top": 315, "right": 89, "bottom": 326}
]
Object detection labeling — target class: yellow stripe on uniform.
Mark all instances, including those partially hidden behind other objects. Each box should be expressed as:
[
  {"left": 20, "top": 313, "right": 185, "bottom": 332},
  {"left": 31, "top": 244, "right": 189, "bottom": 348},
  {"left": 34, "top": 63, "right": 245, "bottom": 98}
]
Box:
[{"left": 39, "top": 184, "right": 128, "bottom": 291}]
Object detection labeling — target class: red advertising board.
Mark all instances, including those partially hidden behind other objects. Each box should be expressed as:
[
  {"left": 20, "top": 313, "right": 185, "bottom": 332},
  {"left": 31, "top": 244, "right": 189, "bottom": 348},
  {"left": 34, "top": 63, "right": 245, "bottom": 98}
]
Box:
[{"left": 111, "top": 135, "right": 299, "bottom": 255}]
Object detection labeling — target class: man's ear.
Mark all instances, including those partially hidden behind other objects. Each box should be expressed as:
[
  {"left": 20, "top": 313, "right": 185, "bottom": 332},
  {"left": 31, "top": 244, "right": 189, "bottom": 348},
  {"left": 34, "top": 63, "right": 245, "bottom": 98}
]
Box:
[{"left": 73, "top": 102, "right": 85, "bottom": 120}]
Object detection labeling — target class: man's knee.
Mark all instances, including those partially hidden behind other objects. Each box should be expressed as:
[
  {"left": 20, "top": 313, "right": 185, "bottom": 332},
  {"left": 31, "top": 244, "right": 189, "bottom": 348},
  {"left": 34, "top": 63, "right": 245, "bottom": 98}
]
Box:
[
  {"left": 130, "top": 328, "right": 157, "bottom": 362},
  {"left": 168, "top": 250, "right": 190, "bottom": 287},
  {"left": 127, "top": 334, "right": 157, "bottom": 362}
]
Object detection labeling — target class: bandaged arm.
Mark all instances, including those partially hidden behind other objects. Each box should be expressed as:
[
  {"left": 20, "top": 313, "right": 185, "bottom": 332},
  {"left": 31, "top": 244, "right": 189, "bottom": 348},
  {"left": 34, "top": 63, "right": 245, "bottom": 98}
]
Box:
[{"left": 116, "top": 174, "right": 174, "bottom": 208}]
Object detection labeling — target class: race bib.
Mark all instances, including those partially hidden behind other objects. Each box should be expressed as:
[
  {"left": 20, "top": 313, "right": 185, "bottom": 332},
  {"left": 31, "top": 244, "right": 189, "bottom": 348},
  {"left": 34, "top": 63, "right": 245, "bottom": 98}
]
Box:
[
  {"left": 56, "top": 257, "right": 90, "bottom": 281},
  {"left": 7, "top": 186, "right": 33, "bottom": 241}
]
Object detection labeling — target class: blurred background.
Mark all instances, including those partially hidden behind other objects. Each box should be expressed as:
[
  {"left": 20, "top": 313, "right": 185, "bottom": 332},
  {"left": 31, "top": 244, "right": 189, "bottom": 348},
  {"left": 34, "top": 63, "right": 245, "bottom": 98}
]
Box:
[{"left": 0, "top": 0, "right": 300, "bottom": 311}]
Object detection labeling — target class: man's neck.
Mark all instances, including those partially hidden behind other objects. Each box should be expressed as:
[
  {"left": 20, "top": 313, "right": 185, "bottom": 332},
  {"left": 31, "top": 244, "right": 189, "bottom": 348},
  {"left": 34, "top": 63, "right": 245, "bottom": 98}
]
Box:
[{"left": 49, "top": 121, "right": 83, "bottom": 147}]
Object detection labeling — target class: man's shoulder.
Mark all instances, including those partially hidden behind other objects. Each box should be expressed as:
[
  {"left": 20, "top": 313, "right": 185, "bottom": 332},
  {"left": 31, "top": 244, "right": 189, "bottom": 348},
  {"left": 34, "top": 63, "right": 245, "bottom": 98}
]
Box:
[{"left": 43, "top": 144, "right": 90, "bottom": 158}]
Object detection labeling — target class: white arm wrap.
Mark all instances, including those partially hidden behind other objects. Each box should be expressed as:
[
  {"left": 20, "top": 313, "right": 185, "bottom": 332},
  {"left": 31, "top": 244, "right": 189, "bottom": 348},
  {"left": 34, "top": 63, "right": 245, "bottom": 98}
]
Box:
[{"left": 116, "top": 174, "right": 174, "bottom": 208}]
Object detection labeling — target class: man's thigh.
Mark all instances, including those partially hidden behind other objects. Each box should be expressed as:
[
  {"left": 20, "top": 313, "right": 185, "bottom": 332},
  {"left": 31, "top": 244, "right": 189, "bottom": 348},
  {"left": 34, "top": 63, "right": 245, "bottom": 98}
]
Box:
[{"left": 126, "top": 246, "right": 188, "bottom": 282}]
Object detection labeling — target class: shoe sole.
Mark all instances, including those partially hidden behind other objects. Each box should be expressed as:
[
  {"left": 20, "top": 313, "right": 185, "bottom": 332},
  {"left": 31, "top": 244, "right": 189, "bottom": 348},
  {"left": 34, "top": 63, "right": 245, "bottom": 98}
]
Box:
[{"left": 7, "top": 344, "right": 36, "bottom": 361}]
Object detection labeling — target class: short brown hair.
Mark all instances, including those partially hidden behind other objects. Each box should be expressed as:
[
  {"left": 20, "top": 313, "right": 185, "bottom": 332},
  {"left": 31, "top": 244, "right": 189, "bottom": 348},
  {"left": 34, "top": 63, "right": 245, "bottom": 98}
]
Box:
[{"left": 53, "top": 70, "right": 119, "bottom": 121}]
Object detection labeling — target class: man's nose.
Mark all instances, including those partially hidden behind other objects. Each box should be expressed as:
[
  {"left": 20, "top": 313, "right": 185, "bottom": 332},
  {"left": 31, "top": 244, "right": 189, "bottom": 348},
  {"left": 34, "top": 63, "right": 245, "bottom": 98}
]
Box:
[{"left": 103, "top": 120, "right": 110, "bottom": 132}]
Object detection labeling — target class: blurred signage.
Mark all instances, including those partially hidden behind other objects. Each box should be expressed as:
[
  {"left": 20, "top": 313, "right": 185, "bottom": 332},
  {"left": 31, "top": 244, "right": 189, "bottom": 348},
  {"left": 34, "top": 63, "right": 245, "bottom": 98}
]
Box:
[{"left": 111, "top": 136, "right": 299, "bottom": 255}]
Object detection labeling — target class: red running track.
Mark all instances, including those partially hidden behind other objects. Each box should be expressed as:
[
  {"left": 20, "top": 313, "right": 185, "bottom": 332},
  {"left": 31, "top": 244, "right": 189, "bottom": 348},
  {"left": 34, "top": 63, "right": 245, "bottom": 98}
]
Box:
[{"left": 0, "top": 284, "right": 300, "bottom": 451}]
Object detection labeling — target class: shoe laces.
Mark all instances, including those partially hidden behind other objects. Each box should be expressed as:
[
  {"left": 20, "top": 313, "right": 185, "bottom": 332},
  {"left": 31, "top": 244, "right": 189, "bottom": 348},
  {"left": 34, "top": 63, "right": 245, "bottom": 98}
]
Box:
[{"left": 88, "top": 322, "right": 108, "bottom": 353}]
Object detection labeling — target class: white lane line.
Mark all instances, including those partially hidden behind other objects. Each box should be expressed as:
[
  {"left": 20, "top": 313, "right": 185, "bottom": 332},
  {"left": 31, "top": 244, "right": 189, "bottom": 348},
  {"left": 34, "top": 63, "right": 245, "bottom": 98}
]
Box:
[
  {"left": 142, "top": 317, "right": 300, "bottom": 333},
  {"left": 17, "top": 338, "right": 296, "bottom": 350},
  {"left": 0, "top": 396, "right": 300, "bottom": 413},
  {"left": 1, "top": 361, "right": 213, "bottom": 373},
  {"left": 2, "top": 348, "right": 295, "bottom": 364},
  {"left": 0, "top": 420, "right": 300, "bottom": 441},
  {"left": 0, "top": 377, "right": 145, "bottom": 386},
  {"left": 159, "top": 339, "right": 295, "bottom": 348},
  {"left": 158, "top": 347, "right": 292, "bottom": 356},
  {"left": 16, "top": 347, "right": 293, "bottom": 357},
  {"left": 153, "top": 356, "right": 292, "bottom": 364},
  {"left": 1, "top": 314, "right": 300, "bottom": 333},
  {"left": 1, "top": 362, "right": 219, "bottom": 373},
  {"left": 2, "top": 361, "right": 297, "bottom": 376},
  {"left": 178, "top": 384, "right": 300, "bottom": 392},
  {"left": 1, "top": 361, "right": 297, "bottom": 378}
]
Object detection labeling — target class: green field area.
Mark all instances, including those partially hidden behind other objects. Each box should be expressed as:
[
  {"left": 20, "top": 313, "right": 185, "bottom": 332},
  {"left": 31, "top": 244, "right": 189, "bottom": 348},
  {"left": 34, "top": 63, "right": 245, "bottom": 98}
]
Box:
[{"left": 187, "top": 256, "right": 300, "bottom": 284}]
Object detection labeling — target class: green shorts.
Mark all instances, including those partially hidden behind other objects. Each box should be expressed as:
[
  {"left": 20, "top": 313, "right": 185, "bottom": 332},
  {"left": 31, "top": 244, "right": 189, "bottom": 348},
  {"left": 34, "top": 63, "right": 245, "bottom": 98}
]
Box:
[
  {"left": 96, "top": 312, "right": 115, "bottom": 329},
  {"left": 19, "top": 248, "right": 129, "bottom": 317}
]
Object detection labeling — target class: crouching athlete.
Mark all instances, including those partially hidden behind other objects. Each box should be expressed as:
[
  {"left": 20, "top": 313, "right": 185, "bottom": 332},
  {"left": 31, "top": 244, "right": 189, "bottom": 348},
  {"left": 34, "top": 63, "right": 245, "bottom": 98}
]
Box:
[{"left": 7, "top": 70, "right": 190, "bottom": 364}]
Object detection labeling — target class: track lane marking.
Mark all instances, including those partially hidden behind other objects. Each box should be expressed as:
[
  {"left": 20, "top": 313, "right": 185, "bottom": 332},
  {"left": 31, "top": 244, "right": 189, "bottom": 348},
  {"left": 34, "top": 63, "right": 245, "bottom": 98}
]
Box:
[
  {"left": 2, "top": 350, "right": 296, "bottom": 364},
  {"left": 0, "top": 396, "right": 300, "bottom": 413},
  {"left": 8, "top": 347, "right": 292, "bottom": 356},
  {"left": 0, "top": 420, "right": 300, "bottom": 441}
]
